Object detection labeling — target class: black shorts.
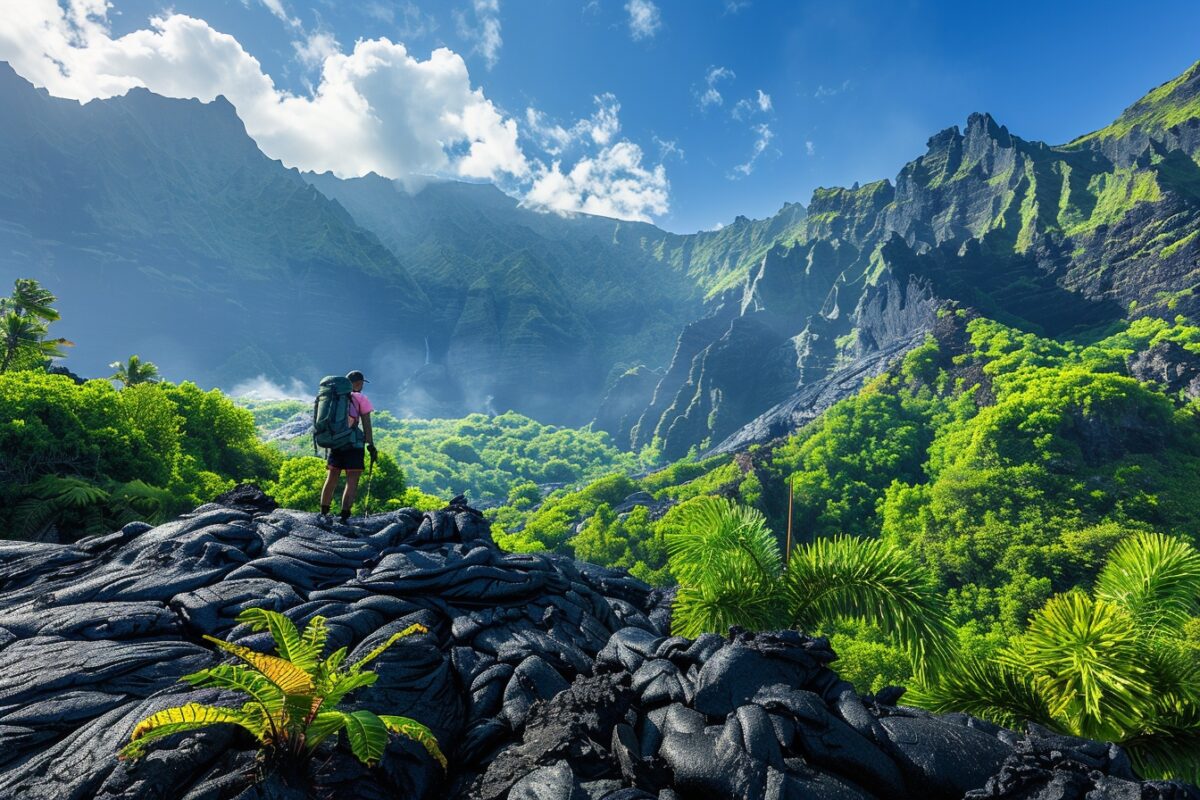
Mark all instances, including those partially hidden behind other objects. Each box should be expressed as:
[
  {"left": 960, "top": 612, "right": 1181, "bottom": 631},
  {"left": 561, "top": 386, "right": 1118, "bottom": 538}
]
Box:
[{"left": 327, "top": 446, "right": 365, "bottom": 471}]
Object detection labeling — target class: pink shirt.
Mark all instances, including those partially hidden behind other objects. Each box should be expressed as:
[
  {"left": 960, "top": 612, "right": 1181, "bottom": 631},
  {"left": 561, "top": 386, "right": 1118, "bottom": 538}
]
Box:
[{"left": 349, "top": 392, "right": 373, "bottom": 428}]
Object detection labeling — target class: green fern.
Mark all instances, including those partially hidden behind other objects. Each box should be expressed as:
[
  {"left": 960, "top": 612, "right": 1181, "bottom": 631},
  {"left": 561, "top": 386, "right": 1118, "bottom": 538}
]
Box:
[{"left": 122, "top": 609, "right": 446, "bottom": 770}]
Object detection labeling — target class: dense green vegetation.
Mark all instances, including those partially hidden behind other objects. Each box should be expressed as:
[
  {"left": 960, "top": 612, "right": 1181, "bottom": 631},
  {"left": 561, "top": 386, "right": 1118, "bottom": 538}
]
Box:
[
  {"left": 246, "top": 401, "right": 653, "bottom": 505},
  {"left": 487, "top": 312, "right": 1200, "bottom": 778}
]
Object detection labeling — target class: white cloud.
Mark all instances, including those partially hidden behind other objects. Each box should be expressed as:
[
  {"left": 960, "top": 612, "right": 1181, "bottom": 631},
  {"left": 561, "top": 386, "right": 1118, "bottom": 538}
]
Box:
[
  {"left": 723, "top": 1, "right": 751, "bottom": 12},
  {"left": 653, "top": 135, "right": 684, "bottom": 161},
  {"left": 259, "top": 0, "right": 302, "bottom": 29},
  {"left": 625, "top": 0, "right": 661, "bottom": 40},
  {"left": 521, "top": 94, "right": 668, "bottom": 222},
  {"left": 292, "top": 30, "right": 339, "bottom": 69},
  {"left": 0, "top": 2, "right": 680, "bottom": 223},
  {"left": 697, "top": 65, "right": 733, "bottom": 110},
  {"left": 525, "top": 93, "right": 620, "bottom": 155},
  {"left": 456, "top": 0, "right": 502, "bottom": 69},
  {"left": 0, "top": 4, "right": 528, "bottom": 182},
  {"left": 805, "top": 140, "right": 815, "bottom": 156},
  {"left": 732, "top": 88, "right": 771, "bottom": 120},
  {"left": 730, "top": 123, "right": 774, "bottom": 178},
  {"left": 814, "top": 79, "right": 852, "bottom": 99},
  {"left": 524, "top": 140, "right": 668, "bottom": 222}
]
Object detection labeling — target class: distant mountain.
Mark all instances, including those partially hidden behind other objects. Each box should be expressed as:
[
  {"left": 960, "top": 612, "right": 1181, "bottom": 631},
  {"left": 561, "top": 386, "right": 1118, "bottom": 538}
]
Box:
[
  {"left": 0, "top": 63, "right": 429, "bottom": 391},
  {"left": 0, "top": 61, "right": 806, "bottom": 424},
  {"left": 625, "top": 62, "right": 1200, "bottom": 459},
  {"left": 4, "top": 57, "right": 1199, "bottom": 449}
]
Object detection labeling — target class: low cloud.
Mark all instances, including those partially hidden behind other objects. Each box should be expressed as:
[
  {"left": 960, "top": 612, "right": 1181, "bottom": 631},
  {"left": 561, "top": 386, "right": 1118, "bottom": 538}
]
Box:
[{"left": 229, "top": 375, "right": 310, "bottom": 401}]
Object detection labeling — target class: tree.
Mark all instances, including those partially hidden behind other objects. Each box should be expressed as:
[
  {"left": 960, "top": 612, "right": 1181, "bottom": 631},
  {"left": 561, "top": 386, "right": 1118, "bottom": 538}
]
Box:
[
  {"left": 911, "top": 532, "right": 1200, "bottom": 783},
  {"left": 0, "top": 279, "right": 72, "bottom": 373},
  {"left": 109, "top": 355, "right": 161, "bottom": 387},
  {"left": 667, "top": 497, "right": 953, "bottom": 678}
]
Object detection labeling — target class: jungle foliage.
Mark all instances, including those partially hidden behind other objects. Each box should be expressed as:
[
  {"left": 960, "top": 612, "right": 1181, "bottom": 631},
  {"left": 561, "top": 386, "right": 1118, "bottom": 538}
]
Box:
[{"left": 246, "top": 402, "right": 654, "bottom": 504}]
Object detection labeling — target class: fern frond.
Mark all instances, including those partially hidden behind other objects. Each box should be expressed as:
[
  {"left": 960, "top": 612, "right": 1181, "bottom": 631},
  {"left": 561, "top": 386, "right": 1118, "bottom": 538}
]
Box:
[
  {"left": 234, "top": 609, "right": 317, "bottom": 672},
  {"left": 120, "top": 702, "right": 260, "bottom": 759},
  {"left": 181, "top": 664, "right": 285, "bottom": 709},
  {"left": 349, "top": 623, "right": 428, "bottom": 675},
  {"left": 203, "top": 635, "right": 315, "bottom": 694},
  {"left": 380, "top": 715, "right": 447, "bottom": 769}
]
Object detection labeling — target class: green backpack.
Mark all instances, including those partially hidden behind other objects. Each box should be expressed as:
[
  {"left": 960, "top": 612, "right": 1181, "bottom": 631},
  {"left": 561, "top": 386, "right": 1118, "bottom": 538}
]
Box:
[{"left": 312, "top": 375, "right": 364, "bottom": 451}]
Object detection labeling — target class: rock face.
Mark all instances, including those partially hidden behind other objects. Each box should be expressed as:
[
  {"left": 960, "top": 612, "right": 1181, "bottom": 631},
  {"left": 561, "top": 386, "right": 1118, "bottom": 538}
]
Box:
[
  {"left": 1, "top": 493, "right": 1194, "bottom": 799},
  {"left": 629, "top": 74, "right": 1200, "bottom": 457}
]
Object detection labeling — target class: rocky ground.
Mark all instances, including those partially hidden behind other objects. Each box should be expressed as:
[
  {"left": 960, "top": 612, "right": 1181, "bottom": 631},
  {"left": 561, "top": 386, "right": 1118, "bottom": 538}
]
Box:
[{"left": 0, "top": 486, "right": 1196, "bottom": 800}]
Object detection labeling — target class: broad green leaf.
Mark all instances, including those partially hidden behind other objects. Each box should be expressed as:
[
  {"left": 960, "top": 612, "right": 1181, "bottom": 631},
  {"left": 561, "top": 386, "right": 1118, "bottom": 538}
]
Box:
[
  {"left": 305, "top": 710, "right": 347, "bottom": 750},
  {"left": 341, "top": 710, "right": 389, "bottom": 765}
]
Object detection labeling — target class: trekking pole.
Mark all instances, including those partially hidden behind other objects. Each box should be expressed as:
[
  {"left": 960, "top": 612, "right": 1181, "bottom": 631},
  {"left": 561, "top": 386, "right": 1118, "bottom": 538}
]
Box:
[{"left": 362, "top": 455, "right": 375, "bottom": 517}]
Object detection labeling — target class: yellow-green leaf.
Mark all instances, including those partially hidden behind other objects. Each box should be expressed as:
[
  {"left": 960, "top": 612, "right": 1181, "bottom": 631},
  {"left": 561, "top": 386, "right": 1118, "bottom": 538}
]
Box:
[
  {"left": 121, "top": 703, "right": 258, "bottom": 759},
  {"left": 349, "top": 623, "right": 428, "bottom": 675},
  {"left": 380, "top": 714, "right": 448, "bottom": 769},
  {"left": 204, "top": 635, "right": 315, "bottom": 694}
]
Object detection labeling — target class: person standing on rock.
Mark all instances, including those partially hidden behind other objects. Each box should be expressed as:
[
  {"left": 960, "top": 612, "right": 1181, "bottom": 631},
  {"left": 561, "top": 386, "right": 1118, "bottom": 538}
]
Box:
[{"left": 319, "top": 370, "right": 378, "bottom": 523}]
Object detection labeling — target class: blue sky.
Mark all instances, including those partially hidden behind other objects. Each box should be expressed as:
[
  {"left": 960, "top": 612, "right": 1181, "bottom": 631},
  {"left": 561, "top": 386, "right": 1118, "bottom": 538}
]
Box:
[{"left": 4, "top": 1, "right": 1200, "bottom": 232}]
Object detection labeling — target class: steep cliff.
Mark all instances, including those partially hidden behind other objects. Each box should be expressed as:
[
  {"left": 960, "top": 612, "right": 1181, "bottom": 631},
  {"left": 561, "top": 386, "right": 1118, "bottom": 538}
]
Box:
[{"left": 626, "top": 62, "right": 1200, "bottom": 458}]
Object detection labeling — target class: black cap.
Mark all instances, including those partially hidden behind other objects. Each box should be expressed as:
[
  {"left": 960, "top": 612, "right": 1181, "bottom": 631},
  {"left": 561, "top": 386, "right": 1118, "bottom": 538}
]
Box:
[{"left": 346, "top": 370, "right": 369, "bottom": 383}]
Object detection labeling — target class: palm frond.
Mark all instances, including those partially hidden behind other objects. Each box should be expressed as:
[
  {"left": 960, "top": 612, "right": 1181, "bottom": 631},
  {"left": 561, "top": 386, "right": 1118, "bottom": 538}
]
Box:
[
  {"left": 1095, "top": 532, "right": 1200, "bottom": 631},
  {"left": 665, "top": 497, "right": 783, "bottom": 587},
  {"left": 1005, "top": 591, "right": 1153, "bottom": 741},
  {"left": 906, "top": 656, "right": 1056, "bottom": 732},
  {"left": 785, "top": 535, "right": 954, "bottom": 676},
  {"left": 670, "top": 563, "right": 787, "bottom": 637}
]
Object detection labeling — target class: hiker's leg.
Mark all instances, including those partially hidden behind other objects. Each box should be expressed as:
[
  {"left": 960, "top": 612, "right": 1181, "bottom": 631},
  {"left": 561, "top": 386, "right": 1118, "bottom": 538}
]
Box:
[
  {"left": 320, "top": 466, "right": 341, "bottom": 511},
  {"left": 341, "top": 470, "right": 362, "bottom": 518}
]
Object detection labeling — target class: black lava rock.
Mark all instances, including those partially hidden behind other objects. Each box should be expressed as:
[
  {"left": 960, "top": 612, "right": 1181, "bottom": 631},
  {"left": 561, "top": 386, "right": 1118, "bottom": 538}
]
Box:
[{"left": 0, "top": 504, "right": 1195, "bottom": 799}]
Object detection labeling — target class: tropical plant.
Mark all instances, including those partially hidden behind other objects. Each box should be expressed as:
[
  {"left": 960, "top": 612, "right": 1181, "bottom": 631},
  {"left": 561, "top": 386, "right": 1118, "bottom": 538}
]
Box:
[
  {"left": 109, "top": 355, "right": 161, "bottom": 387},
  {"left": 0, "top": 278, "right": 73, "bottom": 374},
  {"left": 911, "top": 532, "right": 1200, "bottom": 782},
  {"left": 667, "top": 497, "right": 953, "bottom": 677},
  {"left": 120, "top": 608, "right": 447, "bottom": 772}
]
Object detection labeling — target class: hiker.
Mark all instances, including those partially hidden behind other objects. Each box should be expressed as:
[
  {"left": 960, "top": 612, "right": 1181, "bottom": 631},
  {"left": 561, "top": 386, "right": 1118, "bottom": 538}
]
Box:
[{"left": 318, "top": 370, "right": 378, "bottom": 523}]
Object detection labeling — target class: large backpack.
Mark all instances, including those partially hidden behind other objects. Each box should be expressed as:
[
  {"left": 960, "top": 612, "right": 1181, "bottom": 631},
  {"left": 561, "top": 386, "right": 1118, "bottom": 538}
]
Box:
[{"left": 312, "top": 375, "right": 364, "bottom": 451}]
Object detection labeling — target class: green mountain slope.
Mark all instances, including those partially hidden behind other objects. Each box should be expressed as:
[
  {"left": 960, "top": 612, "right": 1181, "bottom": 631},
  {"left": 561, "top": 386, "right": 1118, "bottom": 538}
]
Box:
[{"left": 626, "top": 59, "right": 1200, "bottom": 459}]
